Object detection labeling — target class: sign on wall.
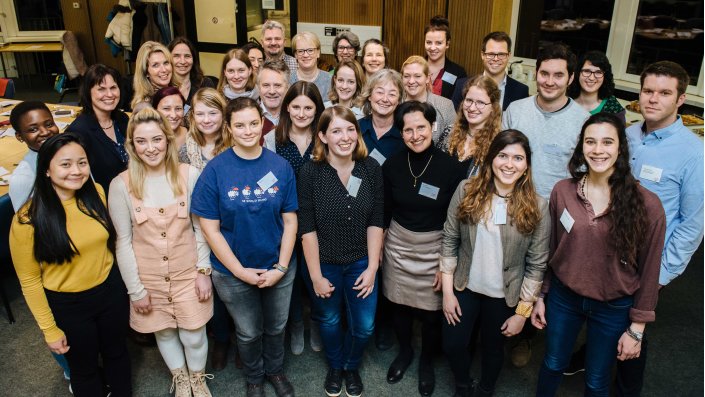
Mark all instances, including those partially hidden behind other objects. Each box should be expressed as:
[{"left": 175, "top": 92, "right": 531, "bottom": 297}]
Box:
[{"left": 297, "top": 22, "right": 382, "bottom": 55}]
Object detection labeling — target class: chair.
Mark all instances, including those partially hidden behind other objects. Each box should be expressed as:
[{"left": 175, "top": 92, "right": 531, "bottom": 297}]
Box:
[
  {"left": 0, "top": 78, "right": 15, "bottom": 99},
  {"left": 0, "top": 195, "right": 16, "bottom": 324}
]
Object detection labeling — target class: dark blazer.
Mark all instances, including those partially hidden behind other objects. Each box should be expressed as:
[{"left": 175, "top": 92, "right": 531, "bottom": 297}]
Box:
[
  {"left": 440, "top": 59, "right": 468, "bottom": 100},
  {"left": 451, "top": 74, "right": 530, "bottom": 111},
  {"left": 67, "top": 111, "right": 130, "bottom": 194}
]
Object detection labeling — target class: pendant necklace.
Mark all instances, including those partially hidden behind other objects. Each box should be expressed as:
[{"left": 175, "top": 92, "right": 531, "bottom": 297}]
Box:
[{"left": 408, "top": 152, "right": 433, "bottom": 188}]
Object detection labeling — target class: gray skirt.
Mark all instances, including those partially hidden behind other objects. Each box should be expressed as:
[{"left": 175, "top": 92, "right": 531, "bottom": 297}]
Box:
[{"left": 382, "top": 219, "right": 443, "bottom": 311}]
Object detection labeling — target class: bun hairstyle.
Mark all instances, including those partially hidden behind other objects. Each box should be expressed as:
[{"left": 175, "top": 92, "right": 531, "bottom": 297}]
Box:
[{"left": 425, "top": 15, "right": 451, "bottom": 41}]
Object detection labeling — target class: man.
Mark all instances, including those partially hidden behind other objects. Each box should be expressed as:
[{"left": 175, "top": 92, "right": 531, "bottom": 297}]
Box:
[
  {"left": 261, "top": 20, "right": 298, "bottom": 74},
  {"left": 257, "top": 59, "right": 290, "bottom": 140},
  {"left": 502, "top": 43, "right": 589, "bottom": 367},
  {"left": 452, "top": 31, "right": 529, "bottom": 110}
]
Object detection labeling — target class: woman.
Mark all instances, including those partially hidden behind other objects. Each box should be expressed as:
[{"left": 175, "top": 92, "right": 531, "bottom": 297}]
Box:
[
  {"left": 441, "top": 129, "right": 550, "bottom": 397},
  {"left": 169, "top": 37, "right": 216, "bottom": 106},
  {"left": 290, "top": 32, "right": 332, "bottom": 101},
  {"left": 242, "top": 42, "right": 265, "bottom": 76},
  {"left": 132, "top": 41, "right": 178, "bottom": 111},
  {"left": 533, "top": 113, "right": 665, "bottom": 397},
  {"left": 68, "top": 63, "right": 130, "bottom": 194},
  {"left": 297, "top": 105, "right": 384, "bottom": 397},
  {"left": 179, "top": 88, "right": 230, "bottom": 170},
  {"left": 10, "top": 133, "right": 131, "bottom": 397},
  {"left": 217, "top": 48, "right": 259, "bottom": 101},
  {"left": 358, "top": 69, "right": 405, "bottom": 165},
  {"left": 401, "top": 56, "right": 456, "bottom": 143},
  {"left": 192, "top": 97, "right": 298, "bottom": 397},
  {"left": 424, "top": 16, "right": 467, "bottom": 99},
  {"left": 109, "top": 108, "right": 213, "bottom": 397},
  {"left": 568, "top": 51, "right": 626, "bottom": 123},
  {"left": 382, "top": 101, "right": 466, "bottom": 396},
  {"left": 152, "top": 86, "right": 188, "bottom": 147},
  {"left": 332, "top": 31, "right": 361, "bottom": 67},
  {"left": 324, "top": 59, "right": 366, "bottom": 119},
  {"left": 440, "top": 75, "right": 502, "bottom": 177},
  {"left": 361, "top": 38, "right": 389, "bottom": 79}
]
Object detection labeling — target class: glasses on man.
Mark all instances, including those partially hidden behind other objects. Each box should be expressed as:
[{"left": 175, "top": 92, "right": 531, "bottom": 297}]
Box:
[
  {"left": 338, "top": 45, "right": 356, "bottom": 52},
  {"left": 482, "top": 52, "right": 509, "bottom": 60},
  {"left": 295, "top": 48, "right": 317, "bottom": 56},
  {"left": 580, "top": 69, "right": 605, "bottom": 79},
  {"left": 463, "top": 98, "right": 489, "bottom": 110}
]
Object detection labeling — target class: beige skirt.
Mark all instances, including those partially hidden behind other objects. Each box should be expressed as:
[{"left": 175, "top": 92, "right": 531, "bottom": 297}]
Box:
[{"left": 383, "top": 219, "right": 443, "bottom": 311}]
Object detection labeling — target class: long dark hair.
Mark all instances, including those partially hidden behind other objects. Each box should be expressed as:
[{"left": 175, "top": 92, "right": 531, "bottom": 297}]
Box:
[
  {"left": 274, "top": 81, "right": 324, "bottom": 146},
  {"left": 19, "top": 133, "right": 116, "bottom": 265},
  {"left": 568, "top": 113, "right": 647, "bottom": 267},
  {"left": 168, "top": 36, "right": 206, "bottom": 88},
  {"left": 568, "top": 50, "right": 615, "bottom": 100}
]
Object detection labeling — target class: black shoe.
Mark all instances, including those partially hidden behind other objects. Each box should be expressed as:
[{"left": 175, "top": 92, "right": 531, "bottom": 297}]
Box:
[
  {"left": 418, "top": 359, "right": 435, "bottom": 396},
  {"left": 453, "top": 385, "right": 472, "bottom": 397},
  {"left": 386, "top": 349, "right": 414, "bottom": 384},
  {"left": 375, "top": 326, "right": 394, "bottom": 351},
  {"left": 563, "top": 344, "right": 586, "bottom": 376},
  {"left": 246, "top": 382, "right": 265, "bottom": 397},
  {"left": 344, "top": 370, "right": 363, "bottom": 397},
  {"left": 267, "top": 374, "right": 295, "bottom": 397},
  {"left": 324, "top": 368, "right": 343, "bottom": 397},
  {"left": 473, "top": 384, "right": 493, "bottom": 397}
]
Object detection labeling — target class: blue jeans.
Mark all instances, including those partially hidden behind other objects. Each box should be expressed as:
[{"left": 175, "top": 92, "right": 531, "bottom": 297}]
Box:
[
  {"left": 537, "top": 276, "right": 633, "bottom": 397},
  {"left": 302, "top": 257, "right": 377, "bottom": 370},
  {"left": 212, "top": 259, "right": 296, "bottom": 384}
]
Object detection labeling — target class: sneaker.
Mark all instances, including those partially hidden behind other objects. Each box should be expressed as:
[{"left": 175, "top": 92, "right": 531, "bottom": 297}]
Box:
[
  {"left": 324, "top": 368, "right": 343, "bottom": 397},
  {"left": 267, "top": 374, "right": 295, "bottom": 397},
  {"left": 563, "top": 345, "right": 586, "bottom": 376},
  {"left": 310, "top": 323, "right": 322, "bottom": 352},
  {"left": 290, "top": 320, "right": 305, "bottom": 355},
  {"left": 343, "top": 370, "right": 363, "bottom": 397},
  {"left": 510, "top": 339, "right": 531, "bottom": 368}
]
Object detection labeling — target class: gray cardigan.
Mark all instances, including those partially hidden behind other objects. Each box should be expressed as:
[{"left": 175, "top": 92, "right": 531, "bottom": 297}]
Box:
[{"left": 440, "top": 180, "right": 550, "bottom": 307}]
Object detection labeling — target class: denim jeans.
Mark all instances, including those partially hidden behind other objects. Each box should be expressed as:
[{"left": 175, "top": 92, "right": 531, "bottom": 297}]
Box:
[
  {"left": 302, "top": 257, "right": 377, "bottom": 370},
  {"left": 212, "top": 259, "right": 296, "bottom": 384},
  {"left": 537, "top": 276, "right": 633, "bottom": 397}
]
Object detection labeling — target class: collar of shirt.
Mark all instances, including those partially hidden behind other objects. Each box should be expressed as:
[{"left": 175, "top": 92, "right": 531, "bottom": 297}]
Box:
[
  {"left": 638, "top": 116, "right": 685, "bottom": 143},
  {"left": 260, "top": 102, "right": 279, "bottom": 124}
]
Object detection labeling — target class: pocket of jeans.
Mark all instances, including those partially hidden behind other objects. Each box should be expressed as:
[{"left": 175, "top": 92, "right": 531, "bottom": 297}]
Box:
[{"left": 605, "top": 295, "right": 633, "bottom": 309}]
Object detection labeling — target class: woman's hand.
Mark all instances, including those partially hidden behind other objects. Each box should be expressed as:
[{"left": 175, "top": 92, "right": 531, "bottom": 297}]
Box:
[
  {"left": 195, "top": 273, "right": 212, "bottom": 301},
  {"left": 531, "top": 297, "right": 547, "bottom": 329},
  {"left": 47, "top": 335, "right": 70, "bottom": 355},
  {"left": 432, "top": 271, "right": 442, "bottom": 292},
  {"left": 258, "top": 269, "right": 285, "bottom": 288},
  {"left": 501, "top": 314, "right": 527, "bottom": 337},
  {"left": 238, "top": 268, "right": 267, "bottom": 286},
  {"left": 443, "top": 292, "right": 462, "bottom": 326},
  {"left": 133, "top": 293, "right": 152, "bottom": 314},
  {"left": 617, "top": 332, "right": 642, "bottom": 361},
  {"left": 353, "top": 267, "right": 376, "bottom": 299},
  {"left": 313, "top": 276, "right": 335, "bottom": 298}
]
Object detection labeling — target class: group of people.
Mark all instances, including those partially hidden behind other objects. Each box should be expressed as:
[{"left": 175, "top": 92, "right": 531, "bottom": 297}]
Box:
[{"left": 6, "top": 14, "right": 703, "bottom": 397}]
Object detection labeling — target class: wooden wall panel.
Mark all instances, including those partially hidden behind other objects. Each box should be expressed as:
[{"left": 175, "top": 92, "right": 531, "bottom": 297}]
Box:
[
  {"left": 491, "top": 0, "right": 513, "bottom": 33},
  {"left": 59, "top": 0, "right": 96, "bottom": 66},
  {"left": 298, "top": 0, "right": 383, "bottom": 25},
  {"left": 446, "top": 0, "right": 494, "bottom": 76},
  {"left": 382, "top": 0, "right": 446, "bottom": 71}
]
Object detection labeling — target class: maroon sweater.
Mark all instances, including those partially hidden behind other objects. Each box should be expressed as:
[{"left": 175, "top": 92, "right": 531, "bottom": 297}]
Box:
[{"left": 543, "top": 178, "right": 665, "bottom": 323}]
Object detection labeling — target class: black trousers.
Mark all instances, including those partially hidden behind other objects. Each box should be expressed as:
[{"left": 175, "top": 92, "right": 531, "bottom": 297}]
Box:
[
  {"left": 391, "top": 302, "right": 442, "bottom": 360},
  {"left": 45, "top": 266, "right": 132, "bottom": 397}
]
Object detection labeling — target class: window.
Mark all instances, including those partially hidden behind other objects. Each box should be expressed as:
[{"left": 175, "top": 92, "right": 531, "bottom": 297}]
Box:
[{"left": 0, "top": 0, "right": 65, "bottom": 41}]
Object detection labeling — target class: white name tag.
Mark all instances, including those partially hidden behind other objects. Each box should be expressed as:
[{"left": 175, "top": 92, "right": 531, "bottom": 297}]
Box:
[
  {"left": 494, "top": 201, "right": 507, "bottom": 225},
  {"left": 257, "top": 171, "right": 278, "bottom": 191},
  {"left": 639, "top": 164, "right": 663, "bottom": 183},
  {"left": 441, "top": 71, "right": 457, "bottom": 85},
  {"left": 418, "top": 183, "right": 439, "bottom": 200},
  {"left": 346, "top": 175, "right": 362, "bottom": 197},
  {"left": 369, "top": 149, "right": 386, "bottom": 165},
  {"left": 560, "top": 208, "right": 575, "bottom": 233}
]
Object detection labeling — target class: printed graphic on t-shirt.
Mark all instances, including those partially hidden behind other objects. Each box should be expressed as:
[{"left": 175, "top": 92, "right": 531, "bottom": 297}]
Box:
[{"left": 228, "top": 183, "right": 279, "bottom": 203}]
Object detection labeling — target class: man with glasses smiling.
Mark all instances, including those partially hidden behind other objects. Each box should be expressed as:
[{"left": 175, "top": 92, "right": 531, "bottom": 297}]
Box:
[{"left": 451, "top": 32, "right": 529, "bottom": 110}]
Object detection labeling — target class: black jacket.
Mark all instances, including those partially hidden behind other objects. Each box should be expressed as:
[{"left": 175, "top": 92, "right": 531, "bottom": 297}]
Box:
[{"left": 439, "top": 58, "right": 468, "bottom": 100}]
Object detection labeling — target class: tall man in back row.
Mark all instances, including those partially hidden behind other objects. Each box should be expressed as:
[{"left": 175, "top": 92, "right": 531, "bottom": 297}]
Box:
[{"left": 261, "top": 20, "right": 298, "bottom": 74}]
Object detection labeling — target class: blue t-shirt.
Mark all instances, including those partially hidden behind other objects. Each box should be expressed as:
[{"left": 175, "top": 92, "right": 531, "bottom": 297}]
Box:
[{"left": 191, "top": 148, "right": 298, "bottom": 273}]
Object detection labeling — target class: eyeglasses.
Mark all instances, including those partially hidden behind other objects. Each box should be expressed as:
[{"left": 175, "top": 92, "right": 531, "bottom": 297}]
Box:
[
  {"left": 463, "top": 98, "right": 489, "bottom": 110},
  {"left": 482, "top": 52, "right": 509, "bottom": 60},
  {"left": 580, "top": 69, "right": 605, "bottom": 78},
  {"left": 338, "top": 45, "right": 356, "bottom": 52},
  {"left": 295, "top": 48, "right": 317, "bottom": 56}
]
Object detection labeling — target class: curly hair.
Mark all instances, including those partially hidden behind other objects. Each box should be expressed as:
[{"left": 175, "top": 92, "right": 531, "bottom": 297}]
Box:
[
  {"left": 456, "top": 129, "right": 541, "bottom": 234},
  {"left": 567, "top": 51, "right": 615, "bottom": 100},
  {"left": 446, "top": 75, "right": 501, "bottom": 164},
  {"left": 568, "top": 113, "right": 648, "bottom": 267}
]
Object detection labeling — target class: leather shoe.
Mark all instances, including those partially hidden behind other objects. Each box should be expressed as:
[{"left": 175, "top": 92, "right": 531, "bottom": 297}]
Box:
[
  {"left": 210, "top": 341, "right": 229, "bottom": 371},
  {"left": 344, "top": 370, "right": 363, "bottom": 397},
  {"left": 267, "top": 373, "right": 295, "bottom": 397},
  {"left": 246, "top": 382, "right": 265, "bottom": 397},
  {"left": 386, "top": 350, "right": 413, "bottom": 384},
  {"left": 324, "top": 367, "right": 343, "bottom": 396},
  {"left": 418, "top": 360, "right": 435, "bottom": 396}
]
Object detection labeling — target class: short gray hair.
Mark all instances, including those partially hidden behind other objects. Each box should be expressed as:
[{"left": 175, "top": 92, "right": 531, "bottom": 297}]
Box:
[{"left": 262, "top": 20, "right": 285, "bottom": 36}]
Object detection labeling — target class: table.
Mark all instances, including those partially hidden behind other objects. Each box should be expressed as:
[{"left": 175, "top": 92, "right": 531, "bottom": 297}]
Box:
[{"left": 0, "top": 42, "right": 64, "bottom": 85}]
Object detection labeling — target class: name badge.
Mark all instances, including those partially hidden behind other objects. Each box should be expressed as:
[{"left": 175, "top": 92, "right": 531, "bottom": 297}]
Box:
[
  {"left": 346, "top": 175, "right": 362, "bottom": 197},
  {"left": 639, "top": 165, "right": 663, "bottom": 183},
  {"left": 560, "top": 208, "right": 575, "bottom": 233},
  {"left": 441, "top": 71, "right": 457, "bottom": 85},
  {"left": 494, "top": 201, "right": 507, "bottom": 225},
  {"left": 418, "top": 183, "right": 439, "bottom": 200},
  {"left": 369, "top": 148, "right": 386, "bottom": 165},
  {"left": 257, "top": 171, "right": 278, "bottom": 191}
]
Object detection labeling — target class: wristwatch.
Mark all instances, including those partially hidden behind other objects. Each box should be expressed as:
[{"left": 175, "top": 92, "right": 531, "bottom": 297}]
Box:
[{"left": 197, "top": 267, "right": 212, "bottom": 276}]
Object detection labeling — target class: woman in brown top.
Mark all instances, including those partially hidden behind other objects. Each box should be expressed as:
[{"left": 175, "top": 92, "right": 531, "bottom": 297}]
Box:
[{"left": 532, "top": 113, "right": 666, "bottom": 397}]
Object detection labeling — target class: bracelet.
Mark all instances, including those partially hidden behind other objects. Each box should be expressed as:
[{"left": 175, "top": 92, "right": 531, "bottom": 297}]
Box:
[
  {"left": 515, "top": 301, "right": 533, "bottom": 318},
  {"left": 197, "top": 267, "right": 212, "bottom": 276},
  {"left": 273, "top": 263, "right": 288, "bottom": 274},
  {"left": 626, "top": 327, "right": 643, "bottom": 342}
]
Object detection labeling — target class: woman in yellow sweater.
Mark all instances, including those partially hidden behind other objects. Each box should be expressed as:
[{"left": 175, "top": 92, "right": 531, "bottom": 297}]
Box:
[{"left": 9, "top": 133, "right": 132, "bottom": 397}]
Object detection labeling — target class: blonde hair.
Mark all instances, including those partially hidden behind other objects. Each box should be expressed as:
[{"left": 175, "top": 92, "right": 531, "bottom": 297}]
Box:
[
  {"left": 132, "top": 41, "right": 178, "bottom": 109},
  {"left": 359, "top": 68, "right": 403, "bottom": 117},
  {"left": 217, "top": 48, "right": 255, "bottom": 93},
  {"left": 292, "top": 31, "right": 321, "bottom": 51},
  {"left": 187, "top": 88, "right": 231, "bottom": 156},
  {"left": 401, "top": 55, "right": 430, "bottom": 76},
  {"left": 125, "top": 107, "right": 183, "bottom": 199},
  {"left": 313, "top": 106, "right": 367, "bottom": 162}
]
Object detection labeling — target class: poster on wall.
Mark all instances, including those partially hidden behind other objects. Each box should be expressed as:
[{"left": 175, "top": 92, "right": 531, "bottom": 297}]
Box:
[{"left": 297, "top": 23, "right": 382, "bottom": 55}]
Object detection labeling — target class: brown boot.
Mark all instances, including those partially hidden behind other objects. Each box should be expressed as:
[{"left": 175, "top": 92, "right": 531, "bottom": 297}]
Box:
[
  {"left": 189, "top": 368, "right": 214, "bottom": 397},
  {"left": 170, "top": 366, "right": 192, "bottom": 397},
  {"left": 210, "top": 341, "right": 229, "bottom": 371}
]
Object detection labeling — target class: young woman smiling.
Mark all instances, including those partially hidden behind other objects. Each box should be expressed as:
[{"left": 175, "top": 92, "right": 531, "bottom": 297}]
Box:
[
  {"left": 217, "top": 48, "right": 259, "bottom": 101},
  {"left": 152, "top": 86, "right": 188, "bottom": 148},
  {"left": 169, "top": 37, "right": 216, "bottom": 106},
  {"left": 132, "top": 41, "right": 178, "bottom": 112},
  {"left": 567, "top": 51, "right": 626, "bottom": 124},
  {"left": 178, "top": 88, "right": 231, "bottom": 170},
  {"left": 324, "top": 59, "right": 365, "bottom": 119},
  {"left": 424, "top": 16, "right": 467, "bottom": 99},
  {"left": 109, "top": 108, "right": 214, "bottom": 397}
]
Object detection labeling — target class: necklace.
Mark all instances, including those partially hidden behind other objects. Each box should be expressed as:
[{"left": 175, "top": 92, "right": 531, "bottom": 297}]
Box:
[
  {"left": 580, "top": 174, "right": 589, "bottom": 199},
  {"left": 408, "top": 152, "right": 433, "bottom": 188},
  {"left": 100, "top": 121, "right": 113, "bottom": 130}
]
